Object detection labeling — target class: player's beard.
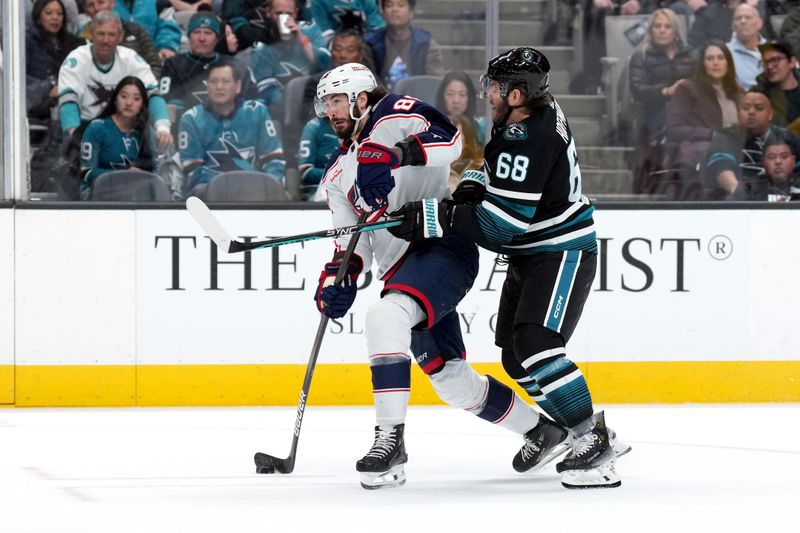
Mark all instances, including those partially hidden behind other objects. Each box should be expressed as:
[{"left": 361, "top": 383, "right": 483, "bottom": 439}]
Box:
[
  {"left": 491, "top": 97, "right": 511, "bottom": 126},
  {"left": 330, "top": 106, "right": 362, "bottom": 140}
]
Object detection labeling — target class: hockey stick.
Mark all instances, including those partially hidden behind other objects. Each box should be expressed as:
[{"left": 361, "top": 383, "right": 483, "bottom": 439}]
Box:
[
  {"left": 185, "top": 196, "right": 401, "bottom": 253},
  {"left": 254, "top": 211, "right": 369, "bottom": 475}
]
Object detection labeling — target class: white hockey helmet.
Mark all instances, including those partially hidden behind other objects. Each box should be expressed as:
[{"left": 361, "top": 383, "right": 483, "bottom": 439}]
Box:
[{"left": 314, "top": 62, "right": 377, "bottom": 119}]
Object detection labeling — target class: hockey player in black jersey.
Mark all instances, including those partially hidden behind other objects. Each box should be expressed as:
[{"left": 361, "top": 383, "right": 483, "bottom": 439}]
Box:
[{"left": 388, "top": 47, "right": 630, "bottom": 489}]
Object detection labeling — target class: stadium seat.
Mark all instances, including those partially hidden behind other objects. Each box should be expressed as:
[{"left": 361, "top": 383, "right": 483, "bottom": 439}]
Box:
[
  {"left": 205, "top": 171, "right": 289, "bottom": 202},
  {"left": 393, "top": 75, "right": 443, "bottom": 105},
  {"left": 89, "top": 170, "right": 172, "bottom": 201}
]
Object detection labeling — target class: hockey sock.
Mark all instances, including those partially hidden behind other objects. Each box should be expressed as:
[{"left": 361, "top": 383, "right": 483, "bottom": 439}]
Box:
[
  {"left": 370, "top": 358, "right": 411, "bottom": 426},
  {"left": 475, "top": 375, "right": 540, "bottom": 434},
  {"left": 365, "top": 291, "right": 426, "bottom": 427},
  {"left": 528, "top": 357, "right": 593, "bottom": 429}
]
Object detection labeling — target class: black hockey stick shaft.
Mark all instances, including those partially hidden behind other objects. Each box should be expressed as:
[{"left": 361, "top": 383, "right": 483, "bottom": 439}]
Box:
[
  {"left": 186, "top": 196, "right": 400, "bottom": 254},
  {"left": 255, "top": 211, "right": 369, "bottom": 474},
  {"left": 228, "top": 219, "right": 400, "bottom": 253}
]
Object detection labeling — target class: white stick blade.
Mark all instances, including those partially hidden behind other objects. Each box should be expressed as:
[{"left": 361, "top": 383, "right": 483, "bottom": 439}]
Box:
[{"left": 185, "top": 196, "right": 233, "bottom": 253}]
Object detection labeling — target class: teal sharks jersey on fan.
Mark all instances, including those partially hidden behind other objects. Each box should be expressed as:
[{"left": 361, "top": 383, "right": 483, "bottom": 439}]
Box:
[
  {"left": 178, "top": 98, "right": 285, "bottom": 188},
  {"left": 250, "top": 21, "right": 330, "bottom": 105},
  {"left": 79, "top": 117, "right": 145, "bottom": 195},
  {"left": 310, "top": 0, "right": 385, "bottom": 39},
  {"left": 298, "top": 117, "right": 340, "bottom": 200}
]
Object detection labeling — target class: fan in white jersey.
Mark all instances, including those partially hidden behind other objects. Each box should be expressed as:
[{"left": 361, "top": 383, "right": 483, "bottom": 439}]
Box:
[
  {"left": 57, "top": 10, "right": 171, "bottom": 151},
  {"left": 312, "top": 62, "right": 569, "bottom": 490}
]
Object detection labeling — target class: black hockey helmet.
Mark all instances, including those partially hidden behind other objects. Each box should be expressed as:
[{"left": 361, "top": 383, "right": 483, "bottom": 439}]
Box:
[{"left": 480, "top": 47, "right": 550, "bottom": 100}]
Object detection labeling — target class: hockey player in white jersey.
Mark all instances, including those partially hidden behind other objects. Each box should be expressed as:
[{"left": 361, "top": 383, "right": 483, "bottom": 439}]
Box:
[{"left": 313, "top": 63, "right": 570, "bottom": 489}]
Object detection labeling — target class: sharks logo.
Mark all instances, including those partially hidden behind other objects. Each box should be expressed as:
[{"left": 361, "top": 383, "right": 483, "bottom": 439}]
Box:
[
  {"left": 504, "top": 122, "right": 528, "bottom": 141},
  {"left": 332, "top": 6, "right": 366, "bottom": 33},
  {"left": 207, "top": 138, "right": 255, "bottom": 172},
  {"left": 110, "top": 155, "right": 135, "bottom": 170},
  {"left": 89, "top": 80, "right": 114, "bottom": 108}
]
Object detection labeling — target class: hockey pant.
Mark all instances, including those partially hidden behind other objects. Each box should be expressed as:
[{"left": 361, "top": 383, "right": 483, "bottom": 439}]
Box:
[{"left": 365, "top": 291, "right": 539, "bottom": 434}]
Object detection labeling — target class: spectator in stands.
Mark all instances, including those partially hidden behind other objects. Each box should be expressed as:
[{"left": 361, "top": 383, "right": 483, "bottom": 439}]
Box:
[
  {"left": 630, "top": 8, "right": 696, "bottom": 138},
  {"left": 688, "top": 0, "right": 739, "bottom": 48},
  {"left": 27, "top": 0, "right": 84, "bottom": 123},
  {"left": 365, "top": 0, "right": 444, "bottom": 91},
  {"left": 78, "top": 76, "right": 155, "bottom": 199},
  {"left": 179, "top": 59, "right": 285, "bottom": 198},
  {"left": 779, "top": 4, "right": 800, "bottom": 60},
  {"left": 573, "top": 0, "right": 656, "bottom": 95},
  {"left": 705, "top": 88, "right": 800, "bottom": 197},
  {"left": 748, "top": 135, "right": 800, "bottom": 202},
  {"left": 222, "top": 0, "right": 279, "bottom": 51},
  {"left": 311, "top": 0, "right": 385, "bottom": 42},
  {"left": 665, "top": 39, "right": 741, "bottom": 199},
  {"left": 113, "top": 0, "right": 182, "bottom": 59},
  {"left": 297, "top": 30, "right": 374, "bottom": 200},
  {"left": 77, "top": 0, "right": 162, "bottom": 77},
  {"left": 629, "top": 8, "right": 695, "bottom": 193},
  {"left": 435, "top": 70, "right": 486, "bottom": 145},
  {"left": 58, "top": 10, "right": 171, "bottom": 148},
  {"left": 753, "top": 41, "right": 800, "bottom": 135},
  {"left": 727, "top": 3, "right": 767, "bottom": 90},
  {"left": 446, "top": 113, "right": 483, "bottom": 191},
  {"left": 434, "top": 71, "right": 485, "bottom": 187},
  {"left": 665, "top": 0, "right": 706, "bottom": 20},
  {"left": 161, "top": 11, "right": 258, "bottom": 130},
  {"left": 250, "top": 0, "right": 330, "bottom": 106}
]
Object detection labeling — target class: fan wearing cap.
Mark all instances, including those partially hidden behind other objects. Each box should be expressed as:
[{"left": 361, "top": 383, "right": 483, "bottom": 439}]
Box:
[
  {"left": 753, "top": 41, "right": 800, "bottom": 136},
  {"left": 160, "top": 11, "right": 258, "bottom": 132},
  {"left": 388, "top": 47, "right": 629, "bottom": 490}
]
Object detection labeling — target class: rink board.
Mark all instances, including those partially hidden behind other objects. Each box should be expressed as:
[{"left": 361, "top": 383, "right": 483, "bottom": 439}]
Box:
[
  {"left": 0, "top": 209, "right": 12, "bottom": 403},
  {"left": 7, "top": 207, "right": 800, "bottom": 406}
]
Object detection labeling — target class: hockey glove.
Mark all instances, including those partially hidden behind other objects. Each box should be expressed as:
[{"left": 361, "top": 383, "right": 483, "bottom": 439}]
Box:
[
  {"left": 356, "top": 142, "right": 399, "bottom": 211},
  {"left": 387, "top": 199, "right": 454, "bottom": 242},
  {"left": 315, "top": 251, "right": 364, "bottom": 319},
  {"left": 452, "top": 169, "right": 487, "bottom": 205}
]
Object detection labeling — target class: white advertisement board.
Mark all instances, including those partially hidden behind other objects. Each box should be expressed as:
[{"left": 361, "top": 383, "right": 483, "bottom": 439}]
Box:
[
  {"left": 0, "top": 209, "right": 14, "bottom": 367},
  {"left": 136, "top": 209, "right": 800, "bottom": 364}
]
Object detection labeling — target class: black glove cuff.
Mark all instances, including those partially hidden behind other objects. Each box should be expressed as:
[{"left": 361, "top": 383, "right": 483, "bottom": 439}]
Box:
[{"left": 394, "top": 136, "right": 426, "bottom": 167}]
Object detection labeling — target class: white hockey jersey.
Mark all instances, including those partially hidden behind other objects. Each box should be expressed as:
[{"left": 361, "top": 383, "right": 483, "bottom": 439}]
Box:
[
  {"left": 58, "top": 43, "right": 160, "bottom": 124},
  {"left": 320, "top": 93, "right": 462, "bottom": 278}
]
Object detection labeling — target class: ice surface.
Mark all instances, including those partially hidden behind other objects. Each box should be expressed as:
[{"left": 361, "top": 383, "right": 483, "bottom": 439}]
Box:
[{"left": 1, "top": 405, "right": 798, "bottom": 532}]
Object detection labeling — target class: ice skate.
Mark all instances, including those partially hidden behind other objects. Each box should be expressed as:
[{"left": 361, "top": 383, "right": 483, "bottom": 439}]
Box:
[
  {"left": 556, "top": 411, "right": 621, "bottom": 489},
  {"left": 356, "top": 424, "right": 408, "bottom": 490},
  {"left": 512, "top": 416, "right": 570, "bottom": 473}
]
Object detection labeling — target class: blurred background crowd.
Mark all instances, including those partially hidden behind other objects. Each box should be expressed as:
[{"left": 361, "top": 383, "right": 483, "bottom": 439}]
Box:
[{"left": 4, "top": 0, "right": 800, "bottom": 202}]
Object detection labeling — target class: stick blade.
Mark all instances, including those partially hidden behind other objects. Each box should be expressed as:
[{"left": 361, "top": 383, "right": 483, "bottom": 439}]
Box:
[
  {"left": 186, "top": 196, "right": 233, "bottom": 253},
  {"left": 254, "top": 452, "right": 294, "bottom": 474}
]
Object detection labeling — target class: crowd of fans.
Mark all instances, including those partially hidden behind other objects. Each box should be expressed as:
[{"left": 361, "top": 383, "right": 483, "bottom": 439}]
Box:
[{"left": 18, "top": 0, "right": 800, "bottom": 202}]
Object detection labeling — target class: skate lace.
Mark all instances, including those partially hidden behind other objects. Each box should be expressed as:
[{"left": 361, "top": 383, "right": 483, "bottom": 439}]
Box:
[
  {"left": 365, "top": 428, "right": 396, "bottom": 459},
  {"left": 520, "top": 438, "right": 541, "bottom": 461},
  {"left": 573, "top": 433, "right": 599, "bottom": 457}
]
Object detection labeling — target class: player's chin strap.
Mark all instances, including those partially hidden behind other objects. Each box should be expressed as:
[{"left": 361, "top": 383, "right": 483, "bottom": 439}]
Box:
[{"left": 350, "top": 104, "right": 373, "bottom": 132}]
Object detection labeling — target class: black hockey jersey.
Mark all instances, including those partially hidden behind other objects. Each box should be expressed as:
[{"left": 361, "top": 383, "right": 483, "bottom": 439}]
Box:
[{"left": 454, "top": 99, "right": 597, "bottom": 255}]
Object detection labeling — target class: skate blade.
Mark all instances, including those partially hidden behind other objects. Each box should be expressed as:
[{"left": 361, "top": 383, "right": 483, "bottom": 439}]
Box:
[
  {"left": 515, "top": 442, "right": 571, "bottom": 474},
  {"left": 561, "top": 461, "right": 621, "bottom": 490},
  {"left": 360, "top": 465, "right": 406, "bottom": 490},
  {"left": 613, "top": 440, "right": 632, "bottom": 459}
]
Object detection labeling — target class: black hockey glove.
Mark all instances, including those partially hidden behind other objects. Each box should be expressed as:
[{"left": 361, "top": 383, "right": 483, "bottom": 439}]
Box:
[
  {"left": 315, "top": 251, "right": 364, "bottom": 318},
  {"left": 451, "top": 169, "right": 487, "bottom": 205},
  {"left": 387, "top": 199, "right": 454, "bottom": 242}
]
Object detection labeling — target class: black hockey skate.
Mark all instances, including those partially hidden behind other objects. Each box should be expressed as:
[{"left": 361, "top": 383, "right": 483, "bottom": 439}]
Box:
[
  {"left": 513, "top": 416, "right": 570, "bottom": 473},
  {"left": 356, "top": 424, "right": 408, "bottom": 490},
  {"left": 557, "top": 411, "right": 621, "bottom": 489}
]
